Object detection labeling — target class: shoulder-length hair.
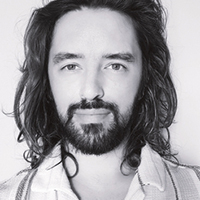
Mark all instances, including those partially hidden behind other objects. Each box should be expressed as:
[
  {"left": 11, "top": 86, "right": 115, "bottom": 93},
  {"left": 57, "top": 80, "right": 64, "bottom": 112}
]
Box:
[{"left": 14, "top": 0, "right": 177, "bottom": 170}]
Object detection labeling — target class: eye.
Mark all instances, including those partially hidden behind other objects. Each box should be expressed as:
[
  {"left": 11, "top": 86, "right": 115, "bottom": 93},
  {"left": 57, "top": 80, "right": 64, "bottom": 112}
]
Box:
[
  {"left": 107, "top": 63, "right": 126, "bottom": 71},
  {"left": 61, "top": 64, "right": 79, "bottom": 71}
]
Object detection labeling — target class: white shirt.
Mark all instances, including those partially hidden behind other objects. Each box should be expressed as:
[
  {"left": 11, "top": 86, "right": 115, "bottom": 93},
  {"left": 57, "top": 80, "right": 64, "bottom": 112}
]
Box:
[{"left": 1, "top": 144, "right": 200, "bottom": 200}]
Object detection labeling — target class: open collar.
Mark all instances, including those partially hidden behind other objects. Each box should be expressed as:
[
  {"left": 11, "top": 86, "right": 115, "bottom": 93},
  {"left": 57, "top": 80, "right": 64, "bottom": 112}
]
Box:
[
  {"left": 137, "top": 143, "right": 166, "bottom": 191},
  {"left": 30, "top": 145, "right": 78, "bottom": 199},
  {"left": 30, "top": 143, "right": 166, "bottom": 199}
]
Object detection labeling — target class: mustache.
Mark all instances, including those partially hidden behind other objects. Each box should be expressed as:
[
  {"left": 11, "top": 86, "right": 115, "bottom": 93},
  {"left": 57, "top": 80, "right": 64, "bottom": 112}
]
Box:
[{"left": 67, "top": 98, "right": 119, "bottom": 118}]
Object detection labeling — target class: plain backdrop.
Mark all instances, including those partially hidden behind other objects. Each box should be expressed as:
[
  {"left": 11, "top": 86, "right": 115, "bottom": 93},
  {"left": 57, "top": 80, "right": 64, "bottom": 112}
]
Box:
[{"left": 0, "top": 0, "right": 200, "bottom": 181}]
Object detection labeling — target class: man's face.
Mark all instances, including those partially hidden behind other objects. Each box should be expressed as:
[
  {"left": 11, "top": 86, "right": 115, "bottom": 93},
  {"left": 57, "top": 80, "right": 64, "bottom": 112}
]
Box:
[{"left": 48, "top": 8, "right": 142, "bottom": 155}]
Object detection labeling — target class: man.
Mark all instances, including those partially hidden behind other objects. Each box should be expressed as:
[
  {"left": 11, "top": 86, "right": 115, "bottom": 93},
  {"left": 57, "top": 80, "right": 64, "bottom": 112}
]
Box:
[{"left": 0, "top": 0, "right": 200, "bottom": 199}]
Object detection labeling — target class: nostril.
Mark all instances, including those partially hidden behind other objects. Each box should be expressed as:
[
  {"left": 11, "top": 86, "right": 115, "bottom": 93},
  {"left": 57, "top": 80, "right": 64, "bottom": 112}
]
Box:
[
  {"left": 80, "top": 78, "right": 104, "bottom": 101},
  {"left": 79, "top": 98, "right": 105, "bottom": 109},
  {"left": 80, "top": 91, "right": 104, "bottom": 101}
]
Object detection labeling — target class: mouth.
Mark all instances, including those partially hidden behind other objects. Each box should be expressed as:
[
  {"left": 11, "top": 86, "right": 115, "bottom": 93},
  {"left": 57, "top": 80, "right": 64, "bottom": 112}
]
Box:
[
  {"left": 75, "top": 108, "right": 110, "bottom": 115},
  {"left": 73, "top": 109, "right": 111, "bottom": 124}
]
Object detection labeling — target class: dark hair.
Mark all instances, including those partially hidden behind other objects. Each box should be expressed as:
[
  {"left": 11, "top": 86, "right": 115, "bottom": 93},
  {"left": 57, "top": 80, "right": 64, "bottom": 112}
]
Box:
[{"left": 14, "top": 0, "right": 177, "bottom": 171}]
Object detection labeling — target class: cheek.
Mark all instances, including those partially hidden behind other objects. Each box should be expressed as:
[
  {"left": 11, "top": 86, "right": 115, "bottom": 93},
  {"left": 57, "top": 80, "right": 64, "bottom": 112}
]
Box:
[
  {"left": 117, "top": 87, "right": 137, "bottom": 111},
  {"left": 49, "top": 77, "right": 79, "bottom": 116},
  {"left": 111, "top": 77, "right": 141, "bottom": 114}
]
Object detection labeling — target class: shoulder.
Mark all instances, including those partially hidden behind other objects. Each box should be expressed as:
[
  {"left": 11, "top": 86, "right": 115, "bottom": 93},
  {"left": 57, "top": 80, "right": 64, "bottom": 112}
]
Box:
[
  {"left": 165, "top": 159, "right": 200, "bottom": 181},
  {"left": 0, "top": 168, "right": 37, "bottom": 200},
  {"left": 0, "top": 145, "right": 61, "bottom": 200},
  {"left": 164, "top": 159, "right": 200, "bottom": 198}
]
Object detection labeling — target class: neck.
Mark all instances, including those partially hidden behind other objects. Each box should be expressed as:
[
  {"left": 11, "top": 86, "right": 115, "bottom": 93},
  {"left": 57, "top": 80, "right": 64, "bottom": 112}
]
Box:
[
  {"left": 65, "top": 145, "right": 135, "bottom": 200},
  {"left": 67, "top": 145, "right": 126, "bottom": 177}
]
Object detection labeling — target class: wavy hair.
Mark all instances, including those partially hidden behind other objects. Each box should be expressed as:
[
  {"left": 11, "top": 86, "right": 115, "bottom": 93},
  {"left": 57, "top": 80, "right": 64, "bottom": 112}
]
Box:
[{"left": 14, "top": 0, "right": 177, "bottom": 171}]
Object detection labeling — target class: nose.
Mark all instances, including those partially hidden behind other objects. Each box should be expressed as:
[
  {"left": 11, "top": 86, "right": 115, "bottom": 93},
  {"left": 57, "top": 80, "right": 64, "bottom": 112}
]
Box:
[{"left": 80, "top": 71, "right": 104, "bottom": 101}]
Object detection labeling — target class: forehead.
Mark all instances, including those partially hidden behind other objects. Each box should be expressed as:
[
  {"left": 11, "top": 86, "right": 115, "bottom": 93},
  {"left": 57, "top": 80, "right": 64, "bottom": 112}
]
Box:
[{"left": 50, "top": 8, "right": 140, "bottom": 56}]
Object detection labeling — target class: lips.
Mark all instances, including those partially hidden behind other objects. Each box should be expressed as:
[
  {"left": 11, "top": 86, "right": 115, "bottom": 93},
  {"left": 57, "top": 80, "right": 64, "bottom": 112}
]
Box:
[
  {"left": 73, "top": 109, "right": 111, "bottom": 124},
  {"left": 74, "top": 108, "right": 111, "bottom": 115}
]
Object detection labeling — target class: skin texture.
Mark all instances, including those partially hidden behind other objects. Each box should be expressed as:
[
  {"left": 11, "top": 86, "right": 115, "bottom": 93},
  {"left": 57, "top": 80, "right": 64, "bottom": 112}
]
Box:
[
  {"left": 48, "top": 8, "right": 142, "bottom": 145},
  {"left": 48, "top": 8, "right": 142, "bottom": 200}
]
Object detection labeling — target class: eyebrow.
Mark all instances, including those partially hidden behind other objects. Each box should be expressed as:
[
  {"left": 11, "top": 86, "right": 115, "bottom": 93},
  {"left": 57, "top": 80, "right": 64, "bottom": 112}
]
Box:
[
  {"left": 53, "top": 53, "right": 85, "bottom": 64},
  {"left": 52, "top": 52, "right": 135, "bottom": 64},
  {"left": 103, "top": 53, "right": 135, "bottom": 62}
]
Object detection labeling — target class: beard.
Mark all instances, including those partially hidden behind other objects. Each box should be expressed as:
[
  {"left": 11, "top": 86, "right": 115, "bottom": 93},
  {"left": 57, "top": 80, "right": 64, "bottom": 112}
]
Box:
[{"left": 59, "top": 98, "right": 132, "bottom": 155}]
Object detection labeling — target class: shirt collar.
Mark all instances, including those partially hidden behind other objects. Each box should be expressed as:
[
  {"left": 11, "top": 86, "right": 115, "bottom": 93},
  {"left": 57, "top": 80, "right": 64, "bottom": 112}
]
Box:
[
  {"left": 137, "top": 143, "right": 166, "bottom": 191},
  {"left": 30, "top": 143, "right": 166, "bottom": 196},
  {"left": 30, "top": 144, "right": 77, "bottom": 198}
]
